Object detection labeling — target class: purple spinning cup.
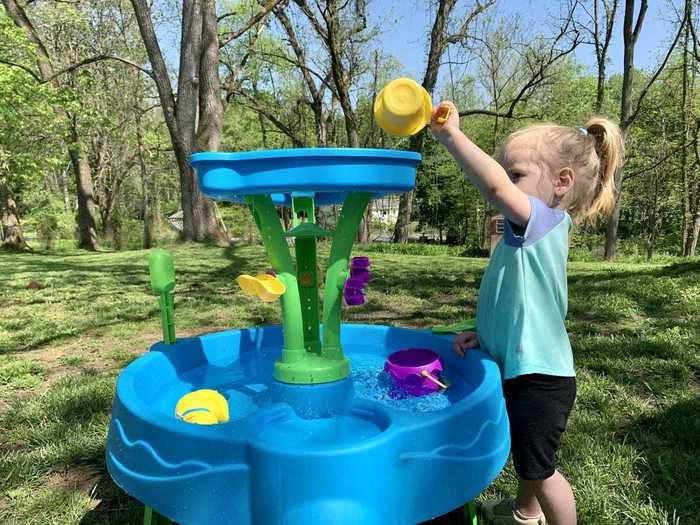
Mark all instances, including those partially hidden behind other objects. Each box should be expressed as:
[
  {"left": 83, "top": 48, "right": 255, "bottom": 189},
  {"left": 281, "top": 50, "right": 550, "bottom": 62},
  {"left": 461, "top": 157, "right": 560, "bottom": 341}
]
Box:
[
  {"left": 384, "top": 348, "right": 445, "bottom": 396},
  {"left": 350, "top": 268, "right": 371, "bottom": 284},
  {"left": 350, "top": 256, "right": 371, "bottom": 270}
]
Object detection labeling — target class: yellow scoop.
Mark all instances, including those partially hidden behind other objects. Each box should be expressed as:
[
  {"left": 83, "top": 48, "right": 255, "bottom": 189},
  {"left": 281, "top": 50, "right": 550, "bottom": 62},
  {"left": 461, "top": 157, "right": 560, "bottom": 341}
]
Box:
[
  {"left": 373, "top": 77, "right": 451, "bottom": 137},
  {"left": 175, "top": 389, "right": 229, "bottom": 425},
  {"left": 236, "top": 273, "right": 286, "bottom": 302}
]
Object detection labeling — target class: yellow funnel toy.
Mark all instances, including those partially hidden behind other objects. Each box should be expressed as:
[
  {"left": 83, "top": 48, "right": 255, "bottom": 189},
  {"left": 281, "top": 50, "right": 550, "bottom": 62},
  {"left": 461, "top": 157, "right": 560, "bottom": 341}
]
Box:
[
  {"left": 175, "top": 389, "right": 229, "bottom": 425},
  {"left": 237, "top": 273, "right": 286, "bottom": 302},
  {"left": 373, "top": 77, "right": 451, "bottom": 137}
]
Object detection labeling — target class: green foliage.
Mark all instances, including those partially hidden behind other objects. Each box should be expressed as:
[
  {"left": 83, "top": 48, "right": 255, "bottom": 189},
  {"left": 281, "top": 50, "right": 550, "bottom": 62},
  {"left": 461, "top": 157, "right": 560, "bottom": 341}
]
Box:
[
  {"left": 26, "top": 196, "right": 75, "bottom": 248},
  {"left": 0, "top": 12, "right": 63, "bottom": 200},
  {"left": 360, "top": 242, "right": 466, "bottom": 257}
]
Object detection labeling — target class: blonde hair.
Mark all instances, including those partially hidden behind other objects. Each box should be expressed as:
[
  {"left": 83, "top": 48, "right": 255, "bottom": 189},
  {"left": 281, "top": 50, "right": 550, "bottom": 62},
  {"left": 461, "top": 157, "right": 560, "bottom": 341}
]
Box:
[{"left": 499, "top": 117, "right": 624, "bottom": 222}]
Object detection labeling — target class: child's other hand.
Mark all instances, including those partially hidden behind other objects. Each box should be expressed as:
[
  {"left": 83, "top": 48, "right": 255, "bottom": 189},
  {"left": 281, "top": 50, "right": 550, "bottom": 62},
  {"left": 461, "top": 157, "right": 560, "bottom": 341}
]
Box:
[
  {"left": 452, "top": 331, "right": 478, "bottom": 357},
  {"left": 431, "top": 100, "right": 460, "bottom": 142}
]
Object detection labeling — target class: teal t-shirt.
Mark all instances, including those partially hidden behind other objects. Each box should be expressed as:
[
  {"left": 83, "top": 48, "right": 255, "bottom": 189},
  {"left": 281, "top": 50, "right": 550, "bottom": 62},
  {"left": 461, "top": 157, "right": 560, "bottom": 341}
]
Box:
[{"left": 476, "top": 197, "right": 575, "bottom": 380}]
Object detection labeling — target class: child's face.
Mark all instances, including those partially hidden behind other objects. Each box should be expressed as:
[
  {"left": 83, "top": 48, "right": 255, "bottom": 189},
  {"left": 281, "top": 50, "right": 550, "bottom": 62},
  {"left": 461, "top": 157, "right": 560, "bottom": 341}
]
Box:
[{"left": 500, "top": 138, "right": 555, "bottom": 205}]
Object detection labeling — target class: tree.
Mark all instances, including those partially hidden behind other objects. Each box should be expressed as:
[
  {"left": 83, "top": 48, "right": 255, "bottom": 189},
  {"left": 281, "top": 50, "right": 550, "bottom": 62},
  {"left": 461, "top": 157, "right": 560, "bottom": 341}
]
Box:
[
  {"left": 604, "top": 0, "right": 688, "bottom": 259},
  {"left": 578, "top": 0, "right": 619, "bottom": 112},
  {"left": 1, "top": 0, "right": 112, "bottom": 250},
  {"left": 393, "top": 0, "right": 495, "bottom": 243},
  {"left": 129, "top": 0, "right": 283, "bottom": 244},
  {"left": 290, "top": 0, "right": 378, "bottom": 242},
  {"left": 681, "top": 0, "right": 700, "bottom": 255}
]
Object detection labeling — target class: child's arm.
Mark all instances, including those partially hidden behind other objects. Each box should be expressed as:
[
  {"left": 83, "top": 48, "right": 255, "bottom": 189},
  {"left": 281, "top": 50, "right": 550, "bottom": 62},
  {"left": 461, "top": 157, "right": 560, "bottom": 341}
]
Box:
[{"left": 431, "top": 101, "right": 531, "bottom": 227}]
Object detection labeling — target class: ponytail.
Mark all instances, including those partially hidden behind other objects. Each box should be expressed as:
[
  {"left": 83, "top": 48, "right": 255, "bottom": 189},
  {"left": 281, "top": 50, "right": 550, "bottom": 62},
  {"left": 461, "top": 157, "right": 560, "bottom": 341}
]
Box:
[{"left": 583, "top": 117, "right": 624, "bottom": 222}]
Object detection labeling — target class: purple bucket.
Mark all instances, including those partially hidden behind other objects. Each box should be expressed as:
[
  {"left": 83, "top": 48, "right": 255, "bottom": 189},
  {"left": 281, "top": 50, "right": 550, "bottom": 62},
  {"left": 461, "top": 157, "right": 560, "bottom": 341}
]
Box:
[{"left": 384, "top": 348, "right": 445, "bottom": 396}]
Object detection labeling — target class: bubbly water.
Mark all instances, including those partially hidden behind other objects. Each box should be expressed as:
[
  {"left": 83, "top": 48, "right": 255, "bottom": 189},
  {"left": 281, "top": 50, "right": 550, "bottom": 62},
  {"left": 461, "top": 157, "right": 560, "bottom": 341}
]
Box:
[
  {"left": 350, "top": 353, "right": 453, "bottom": 412},
  {"left": 161, "top": 349, "right": 460, "bottom": 423}
]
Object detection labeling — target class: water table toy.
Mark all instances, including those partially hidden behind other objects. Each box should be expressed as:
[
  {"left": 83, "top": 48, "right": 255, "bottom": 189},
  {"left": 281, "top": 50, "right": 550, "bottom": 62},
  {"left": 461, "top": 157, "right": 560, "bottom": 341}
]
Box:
[
  {"left": 236, "top": 273, "right": 286, "bottom": 303},
  {"left": 432, "top": 318, "right": 478, "bottom": 334},
  {"left": 374, "top": 77, "right": 452, "bottom": 136},
  {"left": 385, "top": 348, "right": 447, "bottom": 395},
  {"left": 175, "top": 389, "right": 230, "bottom": 425},
  {"left": 105, "top": 148, "right": 509, "bottom": 525}
]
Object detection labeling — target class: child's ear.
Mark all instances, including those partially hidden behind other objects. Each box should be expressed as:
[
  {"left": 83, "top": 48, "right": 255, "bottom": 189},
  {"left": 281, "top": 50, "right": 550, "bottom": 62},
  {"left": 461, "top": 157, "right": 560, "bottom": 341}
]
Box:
[{"left": 554, "top": 167, "right": 575, "bottom": 197}]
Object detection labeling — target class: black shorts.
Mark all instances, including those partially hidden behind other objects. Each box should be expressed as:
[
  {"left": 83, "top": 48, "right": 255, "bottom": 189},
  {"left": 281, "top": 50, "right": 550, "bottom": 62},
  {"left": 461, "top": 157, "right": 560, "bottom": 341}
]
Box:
[{"left": 503, "top": 373, "right": 576, "bottom": 481}]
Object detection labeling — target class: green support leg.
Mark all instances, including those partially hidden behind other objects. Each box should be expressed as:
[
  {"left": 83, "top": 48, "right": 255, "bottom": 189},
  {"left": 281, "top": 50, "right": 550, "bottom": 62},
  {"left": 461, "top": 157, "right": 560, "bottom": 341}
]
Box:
[
  {"left": 321, "top": 192, "right": 371, "bottom": 360},
  {"left": 158, "top": 292, "right": 175, "bottom": 344},
  {"left": 247, "top": 195, "right": 346, "bottom": 384},
  {"left": 464, "top": 500, "right": 478, "bottom": 525},
  {"left": 246, "top": 196, "right": 305, "bottom": 367},
  {"left": 144, "top": 506, "right": 173, "bottom": 525}
]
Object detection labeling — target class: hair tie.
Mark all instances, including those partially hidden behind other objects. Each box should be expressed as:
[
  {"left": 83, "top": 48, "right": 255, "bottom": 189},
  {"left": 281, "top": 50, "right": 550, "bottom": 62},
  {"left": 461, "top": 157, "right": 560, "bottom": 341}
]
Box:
[{"left": 578, "top": 127, "right": 588, "bottom": 136}]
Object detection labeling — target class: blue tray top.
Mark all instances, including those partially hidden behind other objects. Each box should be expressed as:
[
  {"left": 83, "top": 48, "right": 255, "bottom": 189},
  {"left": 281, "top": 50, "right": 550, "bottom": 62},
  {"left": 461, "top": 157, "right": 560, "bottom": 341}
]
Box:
[
  {"left": 190, "top": 148, "right": 421, "bottom": 205},
  {"left": 106, "top": 324, "right": 509, "bottom": 525}
]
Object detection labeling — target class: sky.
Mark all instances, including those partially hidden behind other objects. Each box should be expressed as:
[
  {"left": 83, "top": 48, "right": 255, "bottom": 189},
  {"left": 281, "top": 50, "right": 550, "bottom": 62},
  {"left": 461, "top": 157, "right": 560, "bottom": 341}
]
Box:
[
  {"left": 367, "top": 0, "right": 680, "bottom": 93},
  {"left": 152, "top": 0, "right": 681, "bottom": 101}
]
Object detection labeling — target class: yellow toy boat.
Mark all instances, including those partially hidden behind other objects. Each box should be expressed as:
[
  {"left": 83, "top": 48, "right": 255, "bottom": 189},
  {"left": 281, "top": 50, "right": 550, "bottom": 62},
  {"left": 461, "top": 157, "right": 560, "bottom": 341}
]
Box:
[
  {"left": 175, "top": 389, "right": 229, "bottom": 425},
  {"left": 236, "top": 273, "right": 286, "bottom": 302}
]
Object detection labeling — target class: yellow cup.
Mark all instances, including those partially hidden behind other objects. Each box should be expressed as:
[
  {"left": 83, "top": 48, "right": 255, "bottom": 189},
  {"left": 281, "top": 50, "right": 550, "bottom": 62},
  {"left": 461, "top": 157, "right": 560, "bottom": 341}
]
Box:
[
  {"left": 175, "top": 389, "right": 230, "bottom": 425},
  {"left": 374, "top": 78, "right": 432, "bottom": 137}
]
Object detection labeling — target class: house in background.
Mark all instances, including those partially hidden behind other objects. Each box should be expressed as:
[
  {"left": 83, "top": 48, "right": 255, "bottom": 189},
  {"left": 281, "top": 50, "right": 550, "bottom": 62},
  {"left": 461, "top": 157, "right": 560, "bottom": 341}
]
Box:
[{"left": 485, "top": 211, "right": 504, "bottom": 255}]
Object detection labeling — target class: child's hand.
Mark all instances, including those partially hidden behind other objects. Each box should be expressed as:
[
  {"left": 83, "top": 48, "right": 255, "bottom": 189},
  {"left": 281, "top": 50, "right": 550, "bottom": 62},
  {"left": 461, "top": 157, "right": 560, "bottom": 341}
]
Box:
[
  {"left": 452, "top": 331, "right": 478, "bottom": 357},
  {"left": 430, "top": 100, "right": 460, "bottom": 143}
]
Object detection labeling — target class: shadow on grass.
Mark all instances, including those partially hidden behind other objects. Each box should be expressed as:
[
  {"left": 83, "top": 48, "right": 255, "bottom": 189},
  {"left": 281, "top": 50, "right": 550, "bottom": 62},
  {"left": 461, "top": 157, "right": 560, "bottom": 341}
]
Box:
[
  {"left": 623, "top": 395, "right": 700, "bottom": 522},
  {"left": 78, "top": 472, "right": 143, "bottom": 525}
]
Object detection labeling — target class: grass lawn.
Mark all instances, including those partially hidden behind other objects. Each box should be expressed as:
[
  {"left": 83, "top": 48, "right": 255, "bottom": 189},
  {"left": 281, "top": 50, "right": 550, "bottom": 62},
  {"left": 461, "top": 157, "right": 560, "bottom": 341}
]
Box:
[{"left": 0, "top": 243, "right": 698, "bottom": 525}]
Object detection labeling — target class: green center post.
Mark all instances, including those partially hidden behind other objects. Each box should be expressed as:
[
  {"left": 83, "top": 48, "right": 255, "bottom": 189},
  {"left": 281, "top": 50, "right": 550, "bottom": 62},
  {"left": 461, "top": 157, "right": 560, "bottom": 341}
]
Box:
[{"left": 245, "top": 192, "right": 371, "bottom": 384}]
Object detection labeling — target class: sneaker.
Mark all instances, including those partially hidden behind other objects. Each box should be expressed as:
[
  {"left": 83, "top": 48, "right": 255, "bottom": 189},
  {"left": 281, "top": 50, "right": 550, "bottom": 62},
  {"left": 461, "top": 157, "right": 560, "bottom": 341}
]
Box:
[{"left": 479, "top": 498, "right": 547, "bottom": 525}]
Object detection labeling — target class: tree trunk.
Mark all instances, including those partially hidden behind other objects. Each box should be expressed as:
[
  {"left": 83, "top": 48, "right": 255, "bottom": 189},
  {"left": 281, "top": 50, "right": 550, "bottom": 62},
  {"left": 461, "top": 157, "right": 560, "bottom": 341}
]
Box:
[
  {"left": 593, "top": 0, "right": 618, "bottom": 113},
  {"left": 68, "top": 121, "right": 101, "bottom": 250},
  {"left": 687, "top": 213, "right": 700, "bottom": 256},
  {"left": 605, "top": 0, "right": 640, "bottom": 260},
  {"left": 680, "top": 1, "right": 693, "bottom": 255},
  {"left": 131, "top": 0, "right": 227, "bottom": 244},
  {"left": 136, "top": 118, "right": 152, "bottom": 249},
  {"left": 605, "top": 0, "right": 685, "bottom": 259},
  {"left": 193, "top": 0, "right": 229, "bottom": 245},
  {"left": 0, "top": 179, "right": 30, "bottom": 251}
]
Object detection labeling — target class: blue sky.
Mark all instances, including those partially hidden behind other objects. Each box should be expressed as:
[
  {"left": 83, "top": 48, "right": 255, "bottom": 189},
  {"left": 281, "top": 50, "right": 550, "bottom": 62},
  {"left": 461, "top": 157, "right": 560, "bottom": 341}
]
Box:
[{"left": 368, "top": 0, "right": 679, "bottom": 91}]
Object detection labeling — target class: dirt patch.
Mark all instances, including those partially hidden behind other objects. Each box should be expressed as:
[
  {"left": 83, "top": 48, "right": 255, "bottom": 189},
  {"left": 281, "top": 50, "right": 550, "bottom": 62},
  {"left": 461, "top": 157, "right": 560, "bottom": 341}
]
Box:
[{"left": 45, "top": 464, "right": 102, "bottom": 494}]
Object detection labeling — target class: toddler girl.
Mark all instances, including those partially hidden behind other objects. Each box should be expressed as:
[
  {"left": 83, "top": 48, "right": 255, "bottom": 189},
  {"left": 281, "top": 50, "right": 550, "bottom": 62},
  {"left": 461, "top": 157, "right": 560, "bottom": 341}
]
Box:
[{"left": 431, "top": 101, "right": 623, "bottom": 525}]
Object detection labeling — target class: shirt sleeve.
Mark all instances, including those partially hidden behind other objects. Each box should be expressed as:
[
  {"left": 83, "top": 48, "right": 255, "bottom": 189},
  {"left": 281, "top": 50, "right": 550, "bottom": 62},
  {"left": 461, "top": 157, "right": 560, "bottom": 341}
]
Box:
[{"left": 503, "top": 196, "right": 567, "bottom": 248}]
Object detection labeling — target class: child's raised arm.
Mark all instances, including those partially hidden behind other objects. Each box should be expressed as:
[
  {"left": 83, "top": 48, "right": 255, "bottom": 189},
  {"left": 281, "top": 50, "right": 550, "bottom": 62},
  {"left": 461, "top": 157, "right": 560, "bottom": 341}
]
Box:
[{"left": 431, "top": 101, "right": 531, "bottom": 227}]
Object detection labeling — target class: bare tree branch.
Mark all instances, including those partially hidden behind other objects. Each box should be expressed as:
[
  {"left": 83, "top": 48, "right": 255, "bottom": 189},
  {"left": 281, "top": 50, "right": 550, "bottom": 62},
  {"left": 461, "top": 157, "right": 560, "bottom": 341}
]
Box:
[
  {"left": 251, "top": 49, "right": 337, "bottom": 95},
  {"left": 624, "top": 8, "right": 688, "bottom": 128},
  {"left": 459, "top": 108, "right": 541, "bottom": 119},
  {"left": 631, "top": 0, "right": 648, "bottom": 44},
  {"left": 0, "top": 58, "right": 42, "bottom": 82},
  {"left": 445, "top": 0, "right": 496, "bottom": 44},
  {"left": 232, "top": 89, "right": 305, "bottom": 147},
  {"left": 623, "top": 137, "right": 698, "bottom": 182},
  {"left": 219, "top": 0, "right": 287, "bottom": 48}
]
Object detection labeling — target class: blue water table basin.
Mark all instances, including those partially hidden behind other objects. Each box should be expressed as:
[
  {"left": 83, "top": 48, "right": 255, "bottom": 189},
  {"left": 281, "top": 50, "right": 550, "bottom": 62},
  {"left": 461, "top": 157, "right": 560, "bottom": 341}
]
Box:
[
  {"left": 106, "top": 147, "right": 509, "bottom": 524},
  {"left": 107, "top": 324, "right": 509, "bottom": 524}
]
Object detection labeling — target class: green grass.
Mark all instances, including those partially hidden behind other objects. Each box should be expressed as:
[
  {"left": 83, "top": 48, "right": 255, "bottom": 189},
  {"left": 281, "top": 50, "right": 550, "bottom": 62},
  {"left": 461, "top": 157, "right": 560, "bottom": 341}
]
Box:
[{"left": 0, "top": 244, "right": 698, "bottom": 524}]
